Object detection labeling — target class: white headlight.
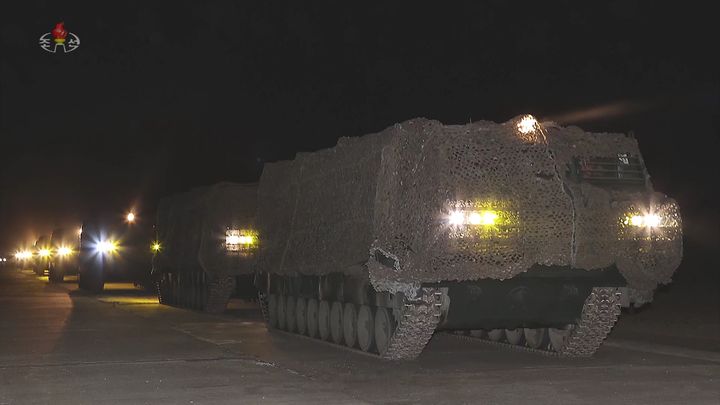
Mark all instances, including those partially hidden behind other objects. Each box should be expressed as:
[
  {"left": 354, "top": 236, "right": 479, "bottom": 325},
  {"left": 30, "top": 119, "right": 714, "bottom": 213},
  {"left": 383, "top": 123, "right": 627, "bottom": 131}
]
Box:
[{"left": 96, "top": 241, "right": 117, "bottom": 254}]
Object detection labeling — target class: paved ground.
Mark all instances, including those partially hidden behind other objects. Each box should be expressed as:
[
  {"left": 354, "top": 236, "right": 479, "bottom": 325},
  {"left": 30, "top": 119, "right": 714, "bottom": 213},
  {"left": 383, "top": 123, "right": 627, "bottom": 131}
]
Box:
[{"left": 0, "top": 268, "right": 718, "bottom": 405}]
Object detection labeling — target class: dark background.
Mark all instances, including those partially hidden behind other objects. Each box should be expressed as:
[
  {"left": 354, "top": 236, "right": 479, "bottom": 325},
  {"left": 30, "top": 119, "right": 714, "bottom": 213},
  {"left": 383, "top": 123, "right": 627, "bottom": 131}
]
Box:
[{"left": 1, "top": 2, "right": 718, "bottom": 282}]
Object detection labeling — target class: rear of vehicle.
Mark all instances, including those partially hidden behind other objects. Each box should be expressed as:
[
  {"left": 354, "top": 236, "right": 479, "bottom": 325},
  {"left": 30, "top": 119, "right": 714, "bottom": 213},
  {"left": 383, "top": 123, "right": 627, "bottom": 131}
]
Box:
[
  {"left": 78, "top": 215, "right": 154, "bottom": 292},
  {"left": 153, "top": 183, "right": 258, "bottom": 313},
  {"left": 48, "top": 227, "right": 81, "bottom": 282}
]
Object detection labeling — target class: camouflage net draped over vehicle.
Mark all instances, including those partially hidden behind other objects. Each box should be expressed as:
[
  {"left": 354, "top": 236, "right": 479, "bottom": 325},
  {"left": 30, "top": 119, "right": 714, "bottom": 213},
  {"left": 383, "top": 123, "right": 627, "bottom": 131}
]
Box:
[
  {"left": 156, "top": 182, "right": 258, "bottom": 277},
  {"left": 257, "top": 117, "right": 682, "bottom": 300}
]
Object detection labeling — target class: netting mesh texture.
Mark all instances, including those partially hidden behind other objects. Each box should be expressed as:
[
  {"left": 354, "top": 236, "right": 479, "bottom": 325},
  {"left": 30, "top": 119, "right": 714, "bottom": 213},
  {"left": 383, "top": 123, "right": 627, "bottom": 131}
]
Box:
[
  {"left": 256, "top": 117, "right": 682, "bottom": 300},
  {"left": 156, "top": 182, "right": 258, "bottom": 276}
]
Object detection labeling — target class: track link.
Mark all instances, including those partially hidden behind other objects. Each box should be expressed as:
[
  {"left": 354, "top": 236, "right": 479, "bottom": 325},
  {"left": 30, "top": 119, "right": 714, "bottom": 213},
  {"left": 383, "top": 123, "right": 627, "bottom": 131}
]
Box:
[
  {"left": 260, "top": 288, "right": 444, "bottom": 360},
  {"left": 447, "top": 287, "right": 623, "bottom": 358}
]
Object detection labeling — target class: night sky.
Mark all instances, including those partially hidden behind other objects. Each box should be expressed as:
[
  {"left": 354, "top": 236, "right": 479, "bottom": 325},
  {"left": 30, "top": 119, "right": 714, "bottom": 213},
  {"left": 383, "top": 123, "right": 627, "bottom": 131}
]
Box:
[{"left": 1, "top": 2, "right": 718, "bottom": 265}]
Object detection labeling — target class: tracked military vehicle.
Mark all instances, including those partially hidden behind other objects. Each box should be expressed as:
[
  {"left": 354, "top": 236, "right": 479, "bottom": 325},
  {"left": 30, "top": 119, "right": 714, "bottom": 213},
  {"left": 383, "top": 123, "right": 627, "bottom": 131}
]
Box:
[
  {"left": 255, "top": 115, "right": 682, "bottom": 360},
  {"left": 153, "top": 182, "right": 259, "bottom": 313},
  {"left": 32, "top": 235, "right": 52, "bottom": 276},
  {"left": 78, "top": 213, "right": 154, "bottom": 292},
  {"left": 48, "top": 227, "right": 80, "bottom": 283}
]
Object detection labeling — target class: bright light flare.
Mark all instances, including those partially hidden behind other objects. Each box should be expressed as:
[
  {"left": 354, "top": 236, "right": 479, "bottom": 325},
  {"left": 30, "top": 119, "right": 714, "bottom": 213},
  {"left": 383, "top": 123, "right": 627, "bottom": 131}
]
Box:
[
  {"left": 126, "top": 212, "right": 136, "bottom": 223},
  {"left": 96, "top": 240, "right": 118, "bottom": 254},
  {"left": 448, "top": 211, "right": 465, "bottom": 226},
  {"left": 15, "top": 250, "right": 32, "bottom": 260},
  {"left": 448, "top": 210, "right": 500, "bottom": 226},
  {"left": 625, "top": 214, "right": 664, "bottom": 228},
  {"left": 151, "top": 242, "right": 161, "bottom": 252},
  {"left": 225, "top": 229, "right": 258, "bottom": 251},
  {"left": 38, "top": 248, "right": 51, "bottom": 257},
  {"left": 57, "top": 246, "right": 73, "bottom": 256},
  {"left": 516, "top": 115, "right": 538, "bottom": 134}
]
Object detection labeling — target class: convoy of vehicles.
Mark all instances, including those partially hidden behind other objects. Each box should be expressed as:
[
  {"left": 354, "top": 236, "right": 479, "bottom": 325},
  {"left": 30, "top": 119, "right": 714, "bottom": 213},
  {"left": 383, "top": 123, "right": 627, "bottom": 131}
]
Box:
[{"left": 11, "top": 115, "right": 683, "bottom": 360}]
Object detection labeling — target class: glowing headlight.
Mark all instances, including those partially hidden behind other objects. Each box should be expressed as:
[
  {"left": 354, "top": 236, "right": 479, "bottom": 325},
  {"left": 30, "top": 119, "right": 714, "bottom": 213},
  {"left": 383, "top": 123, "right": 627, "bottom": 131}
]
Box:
[
  {"left": 448, "top": 210, "right": 500, "bottom": 226},
  {"left": 96, "top": 240, "right": 118, "bottom": 254},
  {"left": 57, "top": 246, "right": 73, "bottom": 256},
  {"left": 624, "top": 214, "right": 665, "bottom": 228},
  {"left": 151, "top": 242, "right": 161, "bottom": 253},
  {"left": 38, "top": 248, "right": 51, "bottom": 258},
  {"left": 225, "top": 229, "right": 258, "bottom": 251},
  {"left": 516, "top": 115, "right": 538, "bottom": 134},
  {"left": 15, "top": 251, "right": 30, "bottom": 260}
]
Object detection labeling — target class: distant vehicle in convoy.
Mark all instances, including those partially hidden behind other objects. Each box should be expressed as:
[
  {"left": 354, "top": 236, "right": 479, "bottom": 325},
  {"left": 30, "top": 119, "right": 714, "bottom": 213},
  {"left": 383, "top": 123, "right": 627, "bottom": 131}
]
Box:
[
  {"left": 78, "top": 212, "right": 154, "bottom": 292},
  {"left": 254, "top": 115, "right": 683, "bottom": 359},
  {"left": 32, "top": 235, "right": 52, "bottom": 276},
  {"left": 153, "top": 182, "right": 258, "bottom": 313},
  {"left": 48, "top": 227, "right": 81, "bottom": 283}
]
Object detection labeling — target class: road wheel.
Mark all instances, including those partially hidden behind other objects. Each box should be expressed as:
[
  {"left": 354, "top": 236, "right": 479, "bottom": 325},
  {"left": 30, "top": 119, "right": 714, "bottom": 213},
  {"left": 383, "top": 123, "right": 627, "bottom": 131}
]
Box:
[
  {"left": 342, "top": 303, "right": 358, "bottom": 348},
  {"left": 277, "top": 295, "right": 287, "bottom": 330},
  {"left": 374, "top": 307, "right": 395, "bottom": 356},
  {"left": 505, "top": 329, "right": 525, "bottom": 345},
  {"left": 286, "top": 296, "right": 297, "bottom": 332},
  {"left": 295, "top": 297, "right": 307, "bottom": 335},
  {"left": 329, "top": 301, "right": 344, "bottom": 345},
  {"left": 318, "top": 300, "right": 330, "bottom": 341},
  {"left": 549, "top": 326, "right": 572, "bottom": 352},
  {"left": 524, "top": 328, "right": 548, "bottom": 349},
  {"left": 267, "top": 294, "right": 278, "bottom": 329},
  {"left": 487, "top": 329, "right": 504, "bottom": 342},
  {"left": 356, "top": 305, "right": 375, "bottom": 352},
  {"left": 306, "top": 298, "right": 319, "bottom": 338}
]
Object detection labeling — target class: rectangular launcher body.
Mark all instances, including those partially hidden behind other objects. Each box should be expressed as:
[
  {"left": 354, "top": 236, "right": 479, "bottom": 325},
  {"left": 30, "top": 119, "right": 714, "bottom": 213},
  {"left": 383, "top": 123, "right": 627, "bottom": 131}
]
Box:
[{"left": 257, "top": 118, "right": 682, "bottom": 301}]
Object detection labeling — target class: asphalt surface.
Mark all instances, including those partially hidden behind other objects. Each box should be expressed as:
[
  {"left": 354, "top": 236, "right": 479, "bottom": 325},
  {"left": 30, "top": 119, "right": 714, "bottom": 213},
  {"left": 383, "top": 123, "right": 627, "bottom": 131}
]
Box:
[{"left": 0, "top": 268, "right": 718, "bottom": 405}]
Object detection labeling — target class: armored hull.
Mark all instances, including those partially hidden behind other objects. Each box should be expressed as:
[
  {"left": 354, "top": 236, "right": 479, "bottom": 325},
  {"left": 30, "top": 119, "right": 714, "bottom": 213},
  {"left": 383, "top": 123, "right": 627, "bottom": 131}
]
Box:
[
  {"left": 154, "top": 182, "right": 258, "bottom": 313},
  {"left": 256, "top": 116, "right": 682, "bottom": 359}
]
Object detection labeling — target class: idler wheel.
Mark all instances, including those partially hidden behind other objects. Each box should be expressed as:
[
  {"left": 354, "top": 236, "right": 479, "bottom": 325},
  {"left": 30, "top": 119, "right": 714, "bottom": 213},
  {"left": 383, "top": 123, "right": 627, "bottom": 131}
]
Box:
[
  {"left": 318, "top": 300, "right": 331, "bottom": 341},
  {"left": 505, "top": 329, "right": 525, "bottom": 345},
  {"left": 286, "top": 296, "right": 297, "bottom": 333},
  {"left": 549, "top": 326, "right": 572, "bottom": 351},
  {"left": 277, "top": 295, "right": 287, "bottom": 330},
  {"left": 267, "top": 294, "right": 278, "bottom": 329},
  {"left": 342, "top": 303, "right": 358, "bottom": 348},
  {"left": 306, "top": 298, "right": 319, "bottom": 338},
  {"left": 356, "top": 305, "right": 375, "bottom": 352},
  {"left": 524, "top": 328, "right": 548, "bottom": 349},
  {"left": 329, "top": 301, "right": 344, "bottom": 345},
  {"left": 374, "top": 307, "right": 395, "bottom": 356},
  {"left": 295, "top": 297, "right": 307, "bottom": 335},
  {"left": 487, "top": 329, "right": 504, "bottom": 342}
]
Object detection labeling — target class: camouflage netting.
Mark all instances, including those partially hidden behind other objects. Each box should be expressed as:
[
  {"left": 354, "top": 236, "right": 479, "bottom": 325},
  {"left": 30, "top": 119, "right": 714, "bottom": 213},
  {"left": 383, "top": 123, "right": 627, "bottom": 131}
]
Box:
[
  {"left": 256, "top": 117, "right": 682, "bottom": 300},
  {"left": 156, "top": 182, "right": 258, "bottom": 276}
]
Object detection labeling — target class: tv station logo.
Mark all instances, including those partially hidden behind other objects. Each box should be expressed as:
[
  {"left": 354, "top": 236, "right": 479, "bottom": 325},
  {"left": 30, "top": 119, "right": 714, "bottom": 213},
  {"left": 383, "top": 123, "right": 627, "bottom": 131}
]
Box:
[{"left": 39, "top": 22, "right": 80, "bottom": 54}]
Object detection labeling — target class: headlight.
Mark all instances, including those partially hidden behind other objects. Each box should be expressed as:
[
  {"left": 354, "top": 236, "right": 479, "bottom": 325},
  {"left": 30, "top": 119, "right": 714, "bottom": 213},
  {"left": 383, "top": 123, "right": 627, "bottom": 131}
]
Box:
[
  {"left": 96, "top": 240, "right": 118, "bottom": 254},
  {"left": 623, "top": 213, "right": 669, "bottom": 229},
  {"left": 38, "top": 248, "right": 51, "bottom": 258},
  {"left": 151, "top": 241, "right": 161, "bottom": 253},
  {"left": 57, "top": 246, "right": 73, "bottom": 256},
  {"left": 15, "top": 250, "right": 32, "bottom": 260},
  {"left": 447, "top": 210, "right": 500, "bottom": 226},
  {"left": 225, "top": 229, "right": 258, "bottom": 252}
]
